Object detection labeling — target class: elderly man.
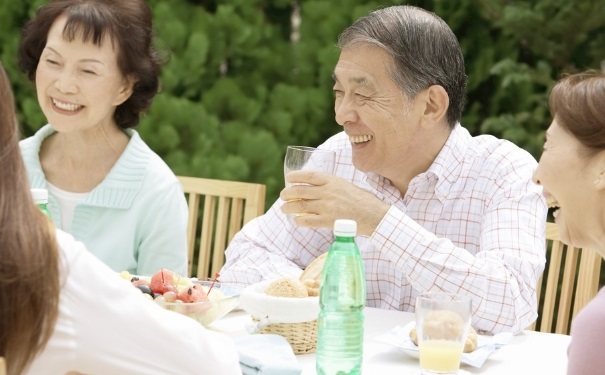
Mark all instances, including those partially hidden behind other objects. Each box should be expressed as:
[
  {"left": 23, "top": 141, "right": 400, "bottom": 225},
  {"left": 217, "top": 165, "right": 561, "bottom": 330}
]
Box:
[{"left": 220, "top": 5, "right": 547, "bottom": 334}]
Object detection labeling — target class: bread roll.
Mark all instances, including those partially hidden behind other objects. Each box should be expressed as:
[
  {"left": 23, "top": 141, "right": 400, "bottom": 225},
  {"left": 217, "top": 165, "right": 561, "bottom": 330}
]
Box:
[
  {"left": 302, "top": 279, "right": 320, "bottom": 296},
  {"left": 422, "top": 310, "right": 466, "bottom": 341},
  {"left": 299, "top": 252, "right": 327, "bottom": 282},
  {"left": 464, "top": 326, "right": 478, "bottom": 352},
  {"left": 265, "top": 278, "right": 309, "bottom": 298}
]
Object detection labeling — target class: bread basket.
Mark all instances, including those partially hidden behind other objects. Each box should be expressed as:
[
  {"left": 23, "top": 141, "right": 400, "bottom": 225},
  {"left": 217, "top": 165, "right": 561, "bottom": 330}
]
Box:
[{"left": 239, "top": 279, "right": 320, "bottom": 354}]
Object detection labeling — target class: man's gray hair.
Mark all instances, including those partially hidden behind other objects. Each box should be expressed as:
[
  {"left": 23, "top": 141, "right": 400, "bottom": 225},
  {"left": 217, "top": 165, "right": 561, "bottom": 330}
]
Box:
[{"left": 338, "top": 5, "right": 467, "bottom": 128}]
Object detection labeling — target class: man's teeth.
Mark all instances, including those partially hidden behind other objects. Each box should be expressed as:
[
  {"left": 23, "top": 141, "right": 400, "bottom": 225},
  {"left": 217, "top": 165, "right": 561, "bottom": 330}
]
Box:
[
  {"left": 53, "top": 99, "right": 82, "bottom": 111},
  {"left": 350, "top": 134, "right": 373, "bottom": 144}
]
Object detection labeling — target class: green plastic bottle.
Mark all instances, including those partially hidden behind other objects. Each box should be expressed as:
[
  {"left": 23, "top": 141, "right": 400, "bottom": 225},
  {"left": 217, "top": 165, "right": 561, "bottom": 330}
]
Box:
[
  {"left": 31, "top": 188, "right": 52, "bottom": 218},
  {"left": 316, "top": 219, "right": 366, "bottom": 375}
]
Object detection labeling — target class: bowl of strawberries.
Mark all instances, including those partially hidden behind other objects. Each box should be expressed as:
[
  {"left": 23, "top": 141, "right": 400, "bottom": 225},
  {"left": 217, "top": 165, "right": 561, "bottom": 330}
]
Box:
[{"left": 122, "top": 269, "right": 242, "bottom": 327}]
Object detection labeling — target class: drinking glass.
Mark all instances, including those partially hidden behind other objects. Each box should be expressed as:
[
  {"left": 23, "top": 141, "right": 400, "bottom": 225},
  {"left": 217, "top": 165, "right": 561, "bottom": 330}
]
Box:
[
  {"left": 415, "top": 292, "right": 472, "bottom": 374},
  {"left": 284, "top": 145, "right": 336, "bottom": 187},
  {"left": 283, "top": 145, "right": 336, "bottom": 219}
]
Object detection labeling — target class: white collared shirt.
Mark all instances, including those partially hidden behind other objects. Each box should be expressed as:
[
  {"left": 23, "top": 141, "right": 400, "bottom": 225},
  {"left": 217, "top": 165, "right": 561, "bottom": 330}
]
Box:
[{"left": 221, "top": 124, "right": 547, "bottom": 334}]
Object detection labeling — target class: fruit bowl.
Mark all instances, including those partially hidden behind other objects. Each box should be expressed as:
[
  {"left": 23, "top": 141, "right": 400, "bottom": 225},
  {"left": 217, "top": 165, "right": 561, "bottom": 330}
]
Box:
[{"left": 156, "top": 279, "right": 242, "bottom": 327}]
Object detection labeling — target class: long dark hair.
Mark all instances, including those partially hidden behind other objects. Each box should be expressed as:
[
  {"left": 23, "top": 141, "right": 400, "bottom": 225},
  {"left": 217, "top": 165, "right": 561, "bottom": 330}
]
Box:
[{"left": 0, "top": 61, "right": 61, "bottom": 374}]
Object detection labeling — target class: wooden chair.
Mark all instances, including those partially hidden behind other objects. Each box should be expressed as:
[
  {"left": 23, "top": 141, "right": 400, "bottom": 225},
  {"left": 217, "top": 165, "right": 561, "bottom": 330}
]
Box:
[
  {"left": 177, "top": 176, "right": 266, "bottom": 279},
  {"left": 528, "top": 222, "right": 603, "bottom": 334}
]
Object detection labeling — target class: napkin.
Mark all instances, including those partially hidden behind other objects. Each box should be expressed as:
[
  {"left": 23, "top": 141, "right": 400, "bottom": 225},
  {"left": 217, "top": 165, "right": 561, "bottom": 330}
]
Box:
[{"left": 234, "top": 334, "right": 302, "bottom": 375}]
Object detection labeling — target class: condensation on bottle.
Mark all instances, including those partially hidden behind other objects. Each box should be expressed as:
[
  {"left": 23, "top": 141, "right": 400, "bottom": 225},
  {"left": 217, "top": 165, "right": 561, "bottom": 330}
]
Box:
[
  {"left": 316, "top": 219, "right": 366, "bottom": 375},
  {"left": 31, "top": 188, "right": 52, "bottom": 218}
]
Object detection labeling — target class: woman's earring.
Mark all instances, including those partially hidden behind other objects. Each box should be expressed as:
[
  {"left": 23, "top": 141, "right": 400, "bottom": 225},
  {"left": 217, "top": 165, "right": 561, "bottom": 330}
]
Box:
[{"left": 595, "top": 176, "right": 602, "bottom": 185}]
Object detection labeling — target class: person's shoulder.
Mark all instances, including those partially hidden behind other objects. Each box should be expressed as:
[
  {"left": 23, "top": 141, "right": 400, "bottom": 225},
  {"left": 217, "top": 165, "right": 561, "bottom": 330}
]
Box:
[
  {"left": 126, "top": 129, "right": 179, "bottom": 183},
  {"left": 469, "top": 133, "right": 537, "bottom": 166},
  {"left": 471, "top": 133, "right": 532, "bottom": 156},
  {"left": 55, "top": 228, "right": 90, "bottom": 266},
  {"left": 568, "top": 290, "right": 605, "bottom": 357},
  {"left": 574, "top": 289, "right": 605, "bottom": 330}
]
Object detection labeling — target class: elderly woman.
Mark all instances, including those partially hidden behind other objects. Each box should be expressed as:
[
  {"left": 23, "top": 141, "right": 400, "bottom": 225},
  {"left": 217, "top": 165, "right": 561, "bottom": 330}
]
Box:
[
  {"left": 532, "top": 70, "right": 605, "bottom": 375},
  {"left": 17, "top": 0, "right": 188, "bottom": 276}
]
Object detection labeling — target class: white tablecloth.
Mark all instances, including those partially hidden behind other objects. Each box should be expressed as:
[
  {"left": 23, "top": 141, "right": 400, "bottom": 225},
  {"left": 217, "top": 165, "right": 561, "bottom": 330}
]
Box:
[{"left": 210, "top": 307, "right": 571, "bottom": 375}]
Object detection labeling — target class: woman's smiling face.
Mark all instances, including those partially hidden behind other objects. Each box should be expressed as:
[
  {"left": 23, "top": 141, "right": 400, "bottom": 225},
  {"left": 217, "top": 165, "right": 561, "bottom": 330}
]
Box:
[
  {"left": 35, "top": 14, "right": 133, "bottom": 134},
  {"left": 533, "top": 117, "right": 602, "bottom": 248}
]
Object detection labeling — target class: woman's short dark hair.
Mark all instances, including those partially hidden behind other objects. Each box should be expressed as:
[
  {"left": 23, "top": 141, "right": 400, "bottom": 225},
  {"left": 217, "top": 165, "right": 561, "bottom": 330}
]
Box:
[
  {"left": 18, "top": 0, "right": 165, "bottom": 129},
  {"left": 549, "top": 70, "right": 605, "bottom": 152},
  {"left": 337, "top": 5, "right": 467, "bottom": 128}
]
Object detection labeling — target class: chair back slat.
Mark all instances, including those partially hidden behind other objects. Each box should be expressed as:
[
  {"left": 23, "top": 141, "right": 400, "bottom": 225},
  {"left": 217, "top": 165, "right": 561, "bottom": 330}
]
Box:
[
  {"left": 185, "top": 193, "right": 200, "bottom": 267},
  {"left": 530, "top": 222, "right": 603, "bottom": 334},
  {"left": 573, "top": 249, "right": 602, "bottom": 317},
  {"left": 197, "top": 194, "right": 216, "bottom": 277},
  {"left": 211, "top": 197, "right": 231, "bottom": 277},
  {"left": 229, "top": 199, "right": 245, "bottom": 241},
  {"left": 554, "top": 248, "right": 579, "bottom": 334},
  {"left": 177, "top": 176, "right": 266, "bottom": 279}
]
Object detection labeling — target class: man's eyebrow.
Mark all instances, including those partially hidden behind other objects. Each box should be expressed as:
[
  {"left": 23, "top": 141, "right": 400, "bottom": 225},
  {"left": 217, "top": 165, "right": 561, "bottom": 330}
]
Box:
[
  {"left": 331, "top": 73, "right": 372, "bottom": 87},
  {"left": 350, "top": 76, "right": 370, "bottom": 86}
]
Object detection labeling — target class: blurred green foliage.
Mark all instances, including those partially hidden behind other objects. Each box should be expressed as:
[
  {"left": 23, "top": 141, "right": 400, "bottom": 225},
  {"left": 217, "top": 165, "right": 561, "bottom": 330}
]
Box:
[{"left": 1, "top": 0, "right": 604, "bottom": 208}]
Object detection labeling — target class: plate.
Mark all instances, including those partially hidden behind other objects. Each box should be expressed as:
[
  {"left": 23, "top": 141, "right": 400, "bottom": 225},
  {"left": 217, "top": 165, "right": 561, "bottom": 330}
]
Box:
[{"left": 374, "top": 321, "right": 512, "bottom": 368}]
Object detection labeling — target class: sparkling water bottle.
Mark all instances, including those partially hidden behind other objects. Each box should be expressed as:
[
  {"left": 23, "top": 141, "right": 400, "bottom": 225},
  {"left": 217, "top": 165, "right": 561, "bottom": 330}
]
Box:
[
  {"left": 316, "top": 219, "right": 366, "bottom": 375},
  {"left": 31, "top": 188, "right": 52, "bottom": 218}
]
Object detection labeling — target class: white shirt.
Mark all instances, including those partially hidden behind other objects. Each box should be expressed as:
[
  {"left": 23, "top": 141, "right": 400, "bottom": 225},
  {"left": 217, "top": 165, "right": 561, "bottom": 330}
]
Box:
[
  {"left": 26, "top": 230, "right": 241, "bottom": 375},
  {"left": 220, "top": 125, "right": 547, "bottom": 334},
  {"left": 46, "top": 182, "right": 88, "bottom": 232}
]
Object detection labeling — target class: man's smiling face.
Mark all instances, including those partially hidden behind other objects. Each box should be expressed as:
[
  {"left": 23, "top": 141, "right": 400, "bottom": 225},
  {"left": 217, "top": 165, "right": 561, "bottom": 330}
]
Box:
[{"left": 332, "top": 43, "right": 426, "bottom": 177}]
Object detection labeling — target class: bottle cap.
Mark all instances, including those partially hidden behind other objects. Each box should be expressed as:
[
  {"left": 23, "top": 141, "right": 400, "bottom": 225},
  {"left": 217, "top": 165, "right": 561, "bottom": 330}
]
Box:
[
  {"left": 333, "top": 219, "right": 357, "bottom": 236},
  {"left": 31, "top": 188, "right": 49, "bottom": 204}
]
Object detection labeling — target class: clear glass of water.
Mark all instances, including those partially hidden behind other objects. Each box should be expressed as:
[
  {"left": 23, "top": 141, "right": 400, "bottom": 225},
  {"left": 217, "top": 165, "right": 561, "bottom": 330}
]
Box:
[
  {"left": 283, "top": 145, "right": 336, "bottom": 220},
  {"left": 284, "top": 145, "right": 336, "bottom": 187}
]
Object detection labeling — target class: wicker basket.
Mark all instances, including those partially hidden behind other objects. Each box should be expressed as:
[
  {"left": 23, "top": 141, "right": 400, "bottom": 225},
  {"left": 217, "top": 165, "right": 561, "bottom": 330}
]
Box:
[
  {"left": 240, "top": 279, "right": 320, "bottom": 354},
  {"left": 253, "top": 318, "right": 317, "bottom": 354}
]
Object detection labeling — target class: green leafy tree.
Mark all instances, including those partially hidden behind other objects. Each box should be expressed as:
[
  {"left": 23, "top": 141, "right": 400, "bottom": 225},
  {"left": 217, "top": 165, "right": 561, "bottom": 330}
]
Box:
[{"left": 1, "top": 0, "right": 604, "bottom": 208}]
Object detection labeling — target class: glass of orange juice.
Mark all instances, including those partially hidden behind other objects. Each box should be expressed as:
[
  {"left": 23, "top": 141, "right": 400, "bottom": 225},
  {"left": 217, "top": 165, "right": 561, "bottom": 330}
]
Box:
[{"left": 415, "top": 292, "right": 472, "bottom": 374}]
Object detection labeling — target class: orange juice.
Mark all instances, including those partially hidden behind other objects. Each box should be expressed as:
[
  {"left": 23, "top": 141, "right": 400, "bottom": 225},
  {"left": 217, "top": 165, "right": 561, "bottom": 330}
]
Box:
[{"left": 419, "top": 339, "right": 463, "bottom": 373}]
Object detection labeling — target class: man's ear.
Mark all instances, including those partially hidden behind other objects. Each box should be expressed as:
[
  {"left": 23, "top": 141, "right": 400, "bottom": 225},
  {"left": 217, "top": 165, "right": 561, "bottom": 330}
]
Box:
[{"left": 420, "top": 85, "right": 449, "bottom": 128}]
